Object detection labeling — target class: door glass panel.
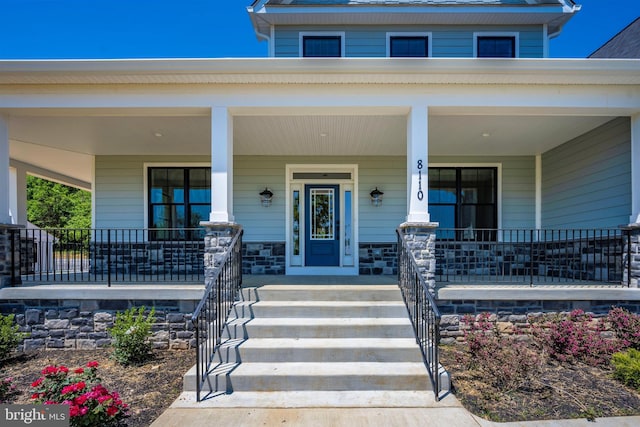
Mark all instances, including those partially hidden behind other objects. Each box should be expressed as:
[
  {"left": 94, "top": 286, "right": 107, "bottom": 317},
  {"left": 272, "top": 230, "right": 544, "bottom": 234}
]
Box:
[
  {"left": 310, "top": 188, "right": 335, "bottom": 240},
  {"left": 292, "top": 190, "right": 300, "bottom": 256},
  {"left": 344, "top": 190, "right": 352, "bottom": 256}
]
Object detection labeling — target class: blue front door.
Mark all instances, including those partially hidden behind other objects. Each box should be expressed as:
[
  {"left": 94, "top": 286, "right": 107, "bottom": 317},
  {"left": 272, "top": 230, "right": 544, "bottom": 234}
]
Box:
[{"left": 305, "top": 185, "right": 340, "bottom": 266}]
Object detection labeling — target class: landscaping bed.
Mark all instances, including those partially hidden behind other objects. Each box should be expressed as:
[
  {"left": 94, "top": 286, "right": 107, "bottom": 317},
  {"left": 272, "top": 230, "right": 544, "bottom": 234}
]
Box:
[
  {"left": 439, "top": 308, "right": 640, "bottom": 422},
  {"left": 1, "top": 348, "right": 193, "bottom": 427},
  {"left": 440, "top": 346, "right": 640, "bottom": 422}
]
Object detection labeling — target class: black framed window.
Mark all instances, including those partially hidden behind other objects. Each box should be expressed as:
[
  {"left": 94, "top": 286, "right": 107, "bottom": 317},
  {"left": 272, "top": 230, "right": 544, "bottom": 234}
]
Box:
[
  {"left": 477, "top": 36, "right": 516, "bottom": 58},
  {"left": 390, "top": 36, "right": 429, "bottom": 57},
  {"left": 302, "top": 36, "right": 341, "bottom": 57},
  {"left": 429, "top": 167, "right": 497, "bottom": 240},
  {"left": 148, "top": 167, "right": 210, "bottom": 240}
]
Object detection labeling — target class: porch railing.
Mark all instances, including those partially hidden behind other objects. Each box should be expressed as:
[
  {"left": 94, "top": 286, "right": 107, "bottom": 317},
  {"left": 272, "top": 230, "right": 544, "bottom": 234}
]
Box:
[
  {"left": 9, "top": 227, "right": 206, "bottom": 286},
  {"left": 435, "top": 228, "right": 628, "bottom": 286},
  {"left": 191, "top": 229, "right": 243, "bottom": 402},
  {"left": 396, "top": 228, "right": 443, "bottom": 401}
]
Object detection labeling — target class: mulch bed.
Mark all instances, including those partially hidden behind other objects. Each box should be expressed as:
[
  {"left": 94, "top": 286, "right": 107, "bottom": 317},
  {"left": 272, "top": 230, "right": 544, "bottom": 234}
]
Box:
[
  {"left": 1, "top": 348, "right": 194, "bottom": 427},
  {"left": 440, "top": 346, "right": 640, "bottom": 422}
]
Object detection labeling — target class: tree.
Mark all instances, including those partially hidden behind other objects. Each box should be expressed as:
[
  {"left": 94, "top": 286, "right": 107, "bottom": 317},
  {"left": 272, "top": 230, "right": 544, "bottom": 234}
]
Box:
[{"left": 26, "top": 176, "right": 92, "bottom": 244}]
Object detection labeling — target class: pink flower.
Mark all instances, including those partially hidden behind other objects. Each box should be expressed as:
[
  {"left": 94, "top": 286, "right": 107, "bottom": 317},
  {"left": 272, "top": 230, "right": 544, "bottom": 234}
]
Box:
[
  {"left": 75, "top": 381, "right": 86, "bottom": 391},
  {"left": 74, "top": 394, "right": 87, "bottom": 405},
  {"left": 106, "top": 406, "right": 119, "bottom": 417},
  {"left": 31, "top": 377, "right": 43, "bottom": 387},
  {"left": 61, "top": 385, "right": 76, "bottom": 395},
  {"left": 59, "top": 366, "right": 69, "bottom": 374},
  {"left": 86, "top": 361, "right": 99, "bottom": 368},
  {"left": 74, "top": 367, "right": 84, "bottom": 374}
]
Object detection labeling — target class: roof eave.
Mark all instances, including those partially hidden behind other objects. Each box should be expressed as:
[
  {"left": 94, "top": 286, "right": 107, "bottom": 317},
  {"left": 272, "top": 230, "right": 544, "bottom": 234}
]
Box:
[{"left": 0, "top": 58, "right": 638, "bottom": 86}]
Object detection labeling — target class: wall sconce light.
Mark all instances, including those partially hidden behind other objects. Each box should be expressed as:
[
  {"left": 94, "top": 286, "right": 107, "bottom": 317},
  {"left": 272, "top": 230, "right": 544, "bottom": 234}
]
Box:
[
  {"left": 370, "top": 187, "right": 384, "bottom": 207},
  {"left": 259, "top": 187, "right": 274, "bottom": 207}
]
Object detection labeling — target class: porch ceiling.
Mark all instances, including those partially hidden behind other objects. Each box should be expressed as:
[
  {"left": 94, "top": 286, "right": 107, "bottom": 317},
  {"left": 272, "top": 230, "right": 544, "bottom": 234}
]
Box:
[{"left": 6, "top": 108, "right": 615, "bottom": 184}]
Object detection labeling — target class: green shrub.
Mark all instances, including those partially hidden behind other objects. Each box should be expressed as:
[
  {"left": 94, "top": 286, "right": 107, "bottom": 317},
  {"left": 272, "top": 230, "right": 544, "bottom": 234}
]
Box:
[
  {"left": 0, "top": 314, "right": 23, "bottom": 363},
  {"left": 108, "top": 307, "right": 156, "bottom": 366},
  {"left": 612, "top": 348, "right": 640, "bottom": 390}
]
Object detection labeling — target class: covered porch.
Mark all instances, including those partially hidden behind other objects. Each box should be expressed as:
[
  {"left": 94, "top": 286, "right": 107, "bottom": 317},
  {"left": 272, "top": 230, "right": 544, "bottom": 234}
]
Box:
[{"left": 1, "top": 58, "right": 640, "bottom": 289}]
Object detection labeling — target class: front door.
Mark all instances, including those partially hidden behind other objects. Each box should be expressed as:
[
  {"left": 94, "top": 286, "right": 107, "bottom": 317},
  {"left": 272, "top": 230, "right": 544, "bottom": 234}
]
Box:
[{"left": 305, "top": 184, "right": 340, "bottom": 266}]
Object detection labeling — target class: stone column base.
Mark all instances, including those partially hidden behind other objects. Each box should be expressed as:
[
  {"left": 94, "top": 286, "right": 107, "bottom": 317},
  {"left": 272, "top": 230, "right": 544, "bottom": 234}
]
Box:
[
  {"left": 0, "top": 224, "right": 23, "bottom": 288},
  {"left": 622, "top": 224, "right": 640, "bottom": 288},
  {"left": 398, "top": 222, "right": 439, "bottom": 294},
  {"left": 200, "top": 222, "right": 242, "bottom": 286}
]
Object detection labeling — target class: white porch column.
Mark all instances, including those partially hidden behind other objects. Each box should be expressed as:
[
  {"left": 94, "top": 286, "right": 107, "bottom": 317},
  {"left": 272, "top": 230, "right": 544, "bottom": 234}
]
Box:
[
  {"left": 406, "top": 105, "right": 431, "bottom": 223},
  {"left": 209, "top": 106, "right": 234, "bottom": 223},
  {"left": 0, "top": 115, "right": 10, "bottom": 225},
  {"left": 631, "top": 113, "right": 640, "bottom": 224},
  {"left": 9, "top": 165, "right": 27, "bottom": 226}
]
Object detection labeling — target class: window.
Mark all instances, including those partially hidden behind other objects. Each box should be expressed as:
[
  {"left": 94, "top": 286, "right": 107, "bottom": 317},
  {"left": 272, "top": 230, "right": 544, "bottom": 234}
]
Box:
[
  {"left": 302, "top": 35, "right": 342, "bottom": 57},
  {"left": 476, "top": 36, "right": 516, "bottom": 58},
  {"left": 148, "top": 167, "right": 210, "bottom": 240},
  {"left": 389, "top": 36, "right": 429, "bottom": 57},
  {"left": 429, "top": 167, "right": 497, "bottom": 239}
]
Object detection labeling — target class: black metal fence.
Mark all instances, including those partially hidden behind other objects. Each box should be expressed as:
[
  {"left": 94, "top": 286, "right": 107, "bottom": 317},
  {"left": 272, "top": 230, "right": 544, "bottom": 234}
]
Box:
[
  {"left": 191, "top": 229, "right": 243, "bottom": 402},
  {"left": 396, "top": 229, "right": 443, "bottom": 401},
  {"left": 435, "top": 228, "right": 627, "bottom": 286},
  {"left": 10, "top": 228, "right": 206, "bottom": 285}
]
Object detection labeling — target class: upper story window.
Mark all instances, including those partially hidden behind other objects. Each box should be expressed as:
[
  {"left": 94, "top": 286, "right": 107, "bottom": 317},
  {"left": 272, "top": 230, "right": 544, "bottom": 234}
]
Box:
[
  {"left": 148, "top": 167, "right": 210, "bottom": 240},
  {"left": 474, "top": 33, "right": 519, "bottom": 58},
  {"left": 300, "top": 33, "right": 344, "bottom": 57},
  {"left": 387, "top": 34, "right": 430, "bottom": 57}
]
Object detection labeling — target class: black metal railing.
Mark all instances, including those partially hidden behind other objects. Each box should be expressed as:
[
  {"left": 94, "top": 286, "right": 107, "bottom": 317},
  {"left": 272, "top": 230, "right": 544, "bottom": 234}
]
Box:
[
  {"left": 9, "top": 227, "right": 206, "bottom": 286},
  {"left": 435, "top": 228, "right": 627, "bottom": 286},
  {"left": 191, "top": 229, "right": 243, "bottom": 402},
  {"left": 396, "top": 228, "right": 443, "bottom": 400}
]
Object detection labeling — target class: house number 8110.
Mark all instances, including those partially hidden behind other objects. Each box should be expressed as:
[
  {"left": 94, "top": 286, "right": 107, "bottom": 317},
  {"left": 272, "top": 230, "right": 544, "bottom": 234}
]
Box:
[{"left": 417, "top": 160, "right": 424, "bottom": 201}]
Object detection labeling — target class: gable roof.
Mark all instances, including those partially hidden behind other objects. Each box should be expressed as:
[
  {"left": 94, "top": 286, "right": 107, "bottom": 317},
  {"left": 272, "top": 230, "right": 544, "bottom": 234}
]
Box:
[
  {"left": 248, "top": 0, "right": 580, "bottom": 41},
  {"left": 589, "top": 17, "right": 640, "bottom": 59}
]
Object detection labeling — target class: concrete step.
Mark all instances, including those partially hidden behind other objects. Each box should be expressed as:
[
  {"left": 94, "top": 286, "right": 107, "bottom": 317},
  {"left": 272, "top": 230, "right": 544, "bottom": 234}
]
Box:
[
  {"left": 214, "top": 337, "right": 423, "bottom": 363},
  {"left": 241, "top": 285, "right": 402, "bottom": 302},
  {"left": 230, "top": 300, "right": 408, "bottom": 318},
  {"left": 185, "top": 362, "right": 431, "bottom": 393},
  {"left": 223, "top": 317, "right": 415, "bottom": 339},
  {"left": 170, "top": 390, "right": 440, "bottom": 408}
]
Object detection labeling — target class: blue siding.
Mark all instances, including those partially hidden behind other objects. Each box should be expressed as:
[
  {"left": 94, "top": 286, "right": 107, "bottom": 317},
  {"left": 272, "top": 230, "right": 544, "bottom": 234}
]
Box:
[
  {"left": 274, "top": 25, "right": 544, "bottom": 57},
  {"left": 542, "top": 118, "right": 631, "bottom": 229}
]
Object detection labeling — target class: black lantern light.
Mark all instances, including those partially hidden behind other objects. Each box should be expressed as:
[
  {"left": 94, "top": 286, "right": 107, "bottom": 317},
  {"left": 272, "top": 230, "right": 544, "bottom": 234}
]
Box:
[
  {"left": 369, "top": 187, "right": 384, "bottom": 207},
  {"left": 259, "top": 187, "right": 274, "bottom": 207}
]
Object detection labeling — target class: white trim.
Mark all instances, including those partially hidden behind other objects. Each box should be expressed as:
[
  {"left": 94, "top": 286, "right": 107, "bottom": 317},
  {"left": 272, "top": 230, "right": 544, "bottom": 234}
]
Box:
[
  {"left": 142, "top": 162, "right": 211, "bottom": 230},
  {"left": 269, "top": 25, "right": 275, "bottom": 58},
  {"left": 91, "top": 157, "right": 96, "bottom": 229},
  {"left": 535, "top": 154, "right": 542, "bottom": 230},
  {"left": 9, "top": 167, "right": 17, "bottom": 225},
  {"left": 299, "top": 31, "right": 346, "bottom": 58},
  {"left": 285, "top": 164, "right": 358, "bottom": 275},
  {"left": 473, "top": 32, "right": 520, "bottom": 58},
  {"left": 631, "top": 114, "right": 640, "bottom": 224},
  {"left": 428, "top": 163, "right": 503, "bottom": 233},
  {"left": 386, "top": 32, "right": 433, "bottom": 57}
]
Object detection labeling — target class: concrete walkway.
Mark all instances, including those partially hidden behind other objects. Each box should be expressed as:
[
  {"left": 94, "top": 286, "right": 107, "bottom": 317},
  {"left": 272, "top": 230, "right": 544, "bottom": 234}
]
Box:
[{"left": 150, "top": 393, "right": 640, "bottom": 427}]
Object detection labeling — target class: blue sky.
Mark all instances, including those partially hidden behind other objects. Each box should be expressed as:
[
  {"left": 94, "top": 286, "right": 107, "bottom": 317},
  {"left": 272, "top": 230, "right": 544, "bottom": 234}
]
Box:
[{"left": 1, "top": 0, "right": 638, "bottom": 59}]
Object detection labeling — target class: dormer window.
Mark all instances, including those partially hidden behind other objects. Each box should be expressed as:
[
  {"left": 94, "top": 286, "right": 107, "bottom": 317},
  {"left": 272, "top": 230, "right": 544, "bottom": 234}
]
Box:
[
  {"left": 300, "top": 32, "right": 344, "bottom": 57},
  {"left": 474, "top": 33, "right": 519, "bottom": 58},
  {"left": 387, "top": 33, "right": 431, "bottom": 58}
]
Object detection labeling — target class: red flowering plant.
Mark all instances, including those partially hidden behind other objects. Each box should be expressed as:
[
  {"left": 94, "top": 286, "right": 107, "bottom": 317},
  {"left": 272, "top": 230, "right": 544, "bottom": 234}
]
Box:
[{"left": 30, "top": 361, "right": 129, "bottom": 427}]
